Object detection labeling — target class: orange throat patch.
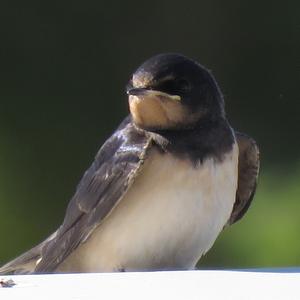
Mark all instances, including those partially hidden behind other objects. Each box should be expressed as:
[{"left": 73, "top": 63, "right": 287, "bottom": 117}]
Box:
[{"left": 129, "top": 94, "right": 187, "bottom": 130}]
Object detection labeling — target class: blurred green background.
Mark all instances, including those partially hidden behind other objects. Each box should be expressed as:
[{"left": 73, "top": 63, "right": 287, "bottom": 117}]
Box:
[{"left": 0, "top": 1, "right": 299, "bottom": 269}]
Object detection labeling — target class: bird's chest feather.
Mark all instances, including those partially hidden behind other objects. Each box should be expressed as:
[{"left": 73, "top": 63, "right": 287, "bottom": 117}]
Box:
[{"left": 60, "top": 144, "right": 239, "bottom": 272}]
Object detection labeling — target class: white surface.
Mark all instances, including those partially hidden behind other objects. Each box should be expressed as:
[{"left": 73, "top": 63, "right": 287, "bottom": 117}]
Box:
[{"left": 1, "top": 270, "right": 300, "bottom": 300}]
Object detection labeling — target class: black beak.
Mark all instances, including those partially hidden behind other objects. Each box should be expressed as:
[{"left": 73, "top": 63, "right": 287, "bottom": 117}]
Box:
[{"left": 126, "top": 88, "right": 149, "bottom": 96}]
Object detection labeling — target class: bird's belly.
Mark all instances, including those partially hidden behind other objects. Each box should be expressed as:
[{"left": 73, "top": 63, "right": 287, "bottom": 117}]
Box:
[{"left": 57, "top": 144, "right": 239, "bottom": 272}]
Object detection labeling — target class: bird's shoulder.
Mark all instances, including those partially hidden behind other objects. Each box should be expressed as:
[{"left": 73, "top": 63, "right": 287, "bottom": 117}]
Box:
[{"left": 35, "top": 116, "right": 153, "bottom": 272}]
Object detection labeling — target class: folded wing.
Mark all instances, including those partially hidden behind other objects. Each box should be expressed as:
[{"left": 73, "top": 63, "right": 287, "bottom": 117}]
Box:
[{"left": 228, "top": 132, "right": 260, "bottom": 225}]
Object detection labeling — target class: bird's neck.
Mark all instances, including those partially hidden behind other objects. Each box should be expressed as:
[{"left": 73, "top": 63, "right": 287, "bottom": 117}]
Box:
[{"left": 149, "top": 118, "right": 235, "bottom": 164}]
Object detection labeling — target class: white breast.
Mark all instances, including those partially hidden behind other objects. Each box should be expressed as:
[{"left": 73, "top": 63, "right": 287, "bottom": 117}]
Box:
[{"left": 57, "top": 143, "right": 239, "bottom": 273}]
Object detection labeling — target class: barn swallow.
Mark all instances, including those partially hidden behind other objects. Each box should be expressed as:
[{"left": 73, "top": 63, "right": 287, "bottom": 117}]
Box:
[{"left": 0, "top": 53, "right": 259, "bottom": 274}]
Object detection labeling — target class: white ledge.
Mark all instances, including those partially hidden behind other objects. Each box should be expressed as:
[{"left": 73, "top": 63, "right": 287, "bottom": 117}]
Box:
[{"left": 1, "top": 269, "right": 300, "bottom": 300}]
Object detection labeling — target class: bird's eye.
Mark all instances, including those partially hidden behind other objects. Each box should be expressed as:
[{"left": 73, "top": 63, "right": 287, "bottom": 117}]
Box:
[
  {"left": 175, "top": 78, "right": 191, "bottom": 93},
  {"left": 158, "top": 78, "right": 191, "bottom": 95}
]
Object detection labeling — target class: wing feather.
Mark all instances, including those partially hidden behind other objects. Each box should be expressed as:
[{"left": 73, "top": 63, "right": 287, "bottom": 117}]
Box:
[
  {"left": 228, "top": 132, "right": 260, "bottom": 225},
  {"left": 35, "top": 117, "right": 152, "bottom": 272}
]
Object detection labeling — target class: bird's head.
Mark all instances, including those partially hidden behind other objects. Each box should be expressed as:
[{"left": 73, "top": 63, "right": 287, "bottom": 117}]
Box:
[{"left": 126, "top": 53, "right": 225, "bottom": 131}]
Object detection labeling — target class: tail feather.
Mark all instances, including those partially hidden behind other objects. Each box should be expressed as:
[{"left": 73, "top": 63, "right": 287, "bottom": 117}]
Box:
[
  {"left": 0, "top": 231, "right": 57, "bottom": 275},
  {"left": 0, "top": 246, "right": 41, "bottom": 275}
]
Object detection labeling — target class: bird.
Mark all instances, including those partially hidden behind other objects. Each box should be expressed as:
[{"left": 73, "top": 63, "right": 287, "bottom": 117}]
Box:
[{"left": 0, "top": 53, "right": 259, "bottom": 274}]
